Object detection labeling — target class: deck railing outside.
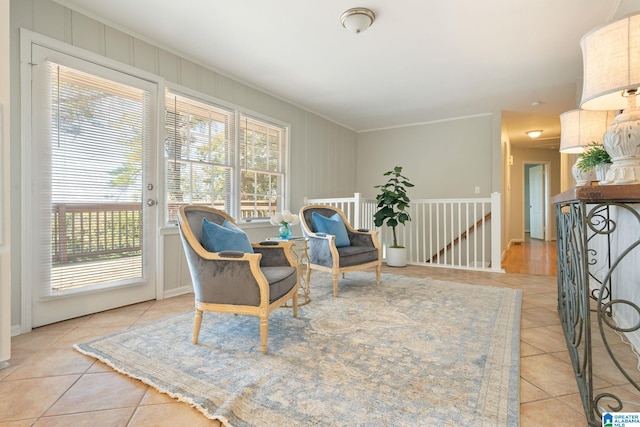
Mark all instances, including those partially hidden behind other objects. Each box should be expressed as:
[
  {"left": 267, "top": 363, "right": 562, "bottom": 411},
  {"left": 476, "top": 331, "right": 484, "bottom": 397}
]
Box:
[
  {"left": 52, "top": 202, "right": 142, "bottom": 265},
  {"left": 54, "top": 201, "right": 281, "bottom": 266},
  {"left": 304, "top": 193, "right": 503, "bottom": 272},
  {"left": 51, "top": 201, "right": 284, "bottom": 291}
]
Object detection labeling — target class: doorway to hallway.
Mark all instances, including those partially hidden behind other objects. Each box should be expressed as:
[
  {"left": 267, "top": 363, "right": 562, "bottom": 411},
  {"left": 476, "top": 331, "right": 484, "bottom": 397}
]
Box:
[{"left": 523, "top": 162, "right": 551, "bottom": 241}]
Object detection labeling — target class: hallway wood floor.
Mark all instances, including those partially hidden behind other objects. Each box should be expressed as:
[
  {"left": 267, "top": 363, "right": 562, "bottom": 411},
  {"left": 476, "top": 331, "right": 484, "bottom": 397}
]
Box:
[{"left": 502, "top": 235, "right": 557, "bottom": 276}]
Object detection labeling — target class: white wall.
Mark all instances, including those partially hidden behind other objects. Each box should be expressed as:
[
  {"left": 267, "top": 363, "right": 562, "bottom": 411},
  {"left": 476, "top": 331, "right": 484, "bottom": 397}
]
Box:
[
  {"left": 501, "top": 124, "right": 513, "bottom": 260},
  {"left": 355, "top": 114, "right": 497, "bottom": 200},
  {"left": 1, "top": 0, "right": 11, "bottom": 363},
  {"left": 9, "top": 0, "right": 358, "bottom": 329}
]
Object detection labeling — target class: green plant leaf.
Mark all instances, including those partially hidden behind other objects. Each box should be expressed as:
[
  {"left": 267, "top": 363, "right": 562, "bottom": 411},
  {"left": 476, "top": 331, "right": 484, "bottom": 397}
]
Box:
[
  {"left": 577, "top": 142, "right": 611, "bottom": 171},
  {"left": 372, "top": 166, "right": 414, "bottom": 237}
]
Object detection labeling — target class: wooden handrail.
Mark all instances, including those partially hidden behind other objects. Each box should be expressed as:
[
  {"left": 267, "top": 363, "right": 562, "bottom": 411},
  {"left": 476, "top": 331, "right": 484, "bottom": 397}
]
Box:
[{"left": 427, "top": 212, "right": 492, "bottom": 263}]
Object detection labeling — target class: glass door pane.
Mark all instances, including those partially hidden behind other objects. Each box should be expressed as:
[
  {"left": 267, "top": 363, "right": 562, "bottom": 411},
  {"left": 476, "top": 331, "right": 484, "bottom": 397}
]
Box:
[{"left": 27, "top": 45, "right": 157, "bottom": 328}]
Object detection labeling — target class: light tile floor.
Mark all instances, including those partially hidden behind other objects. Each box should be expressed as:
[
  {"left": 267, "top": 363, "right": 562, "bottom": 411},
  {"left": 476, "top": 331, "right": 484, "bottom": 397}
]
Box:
[{"left": 2, "top": 263, "right": 630, "bottom": 426}]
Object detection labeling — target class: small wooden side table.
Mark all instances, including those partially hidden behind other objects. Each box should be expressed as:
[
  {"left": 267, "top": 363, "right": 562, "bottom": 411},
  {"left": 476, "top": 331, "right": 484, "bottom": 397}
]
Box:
[{"left": 267, "top": 237, "right": 311, "bottom": 306}]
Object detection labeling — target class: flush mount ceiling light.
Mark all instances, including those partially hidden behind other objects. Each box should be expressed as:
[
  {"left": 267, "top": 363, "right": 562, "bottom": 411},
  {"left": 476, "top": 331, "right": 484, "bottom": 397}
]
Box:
[
  {"left": 340, "top": 8, "right": 376, "bottom": 34},
  {"left": 526, "top": 130, "right": 543, "bottom": 139}
]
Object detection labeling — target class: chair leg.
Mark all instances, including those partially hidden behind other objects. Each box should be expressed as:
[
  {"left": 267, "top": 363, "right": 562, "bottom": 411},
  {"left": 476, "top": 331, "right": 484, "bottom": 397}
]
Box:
[
  {"left": 333, "top": 274, "right": 339, "bottom": 297},
  {"left": 192, "top": 309, "right": 203, "bottom": 344},
  {"left": 260, "top": 316, "right": 268, "bottom": 354},
  {"left": 376, "top": 264, "right": 381, "bottom": 285}
]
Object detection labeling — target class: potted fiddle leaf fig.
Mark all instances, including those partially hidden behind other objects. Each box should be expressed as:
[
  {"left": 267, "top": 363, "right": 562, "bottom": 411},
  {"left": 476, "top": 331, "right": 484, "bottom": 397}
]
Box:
[{"left": 373, "top": 166, "right": 414, "bottom": 267}]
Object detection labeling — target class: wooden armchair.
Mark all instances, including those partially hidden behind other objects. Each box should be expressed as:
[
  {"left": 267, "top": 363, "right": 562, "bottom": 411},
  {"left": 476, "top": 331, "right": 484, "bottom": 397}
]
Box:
[
  {"left": 178, "top": 205, "right": 299, "bottom": 354},
  {"left": 299, "top": 205, "right": 381, "bottom": 296}
]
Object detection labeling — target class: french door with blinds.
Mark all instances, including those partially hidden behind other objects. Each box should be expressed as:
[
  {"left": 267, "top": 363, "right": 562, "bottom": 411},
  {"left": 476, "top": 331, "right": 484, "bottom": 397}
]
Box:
[{"left": 25, "top": 44, "right": 158, "bottom": 328}]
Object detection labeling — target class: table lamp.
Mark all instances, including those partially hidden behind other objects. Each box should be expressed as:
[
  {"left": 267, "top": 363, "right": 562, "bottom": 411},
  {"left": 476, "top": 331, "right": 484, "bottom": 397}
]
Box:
[
  {"left": 579, "top": 13, "right": 640, "bottom": 184},
  {"left": 560, "top": 109, "right": 616, "bottom": 186}
]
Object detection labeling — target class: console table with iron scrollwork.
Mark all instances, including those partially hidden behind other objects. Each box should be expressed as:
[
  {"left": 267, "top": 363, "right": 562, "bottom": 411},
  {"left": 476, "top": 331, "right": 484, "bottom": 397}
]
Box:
[{"left": 553, "top": 184, "right": 640, "bottom": 426}]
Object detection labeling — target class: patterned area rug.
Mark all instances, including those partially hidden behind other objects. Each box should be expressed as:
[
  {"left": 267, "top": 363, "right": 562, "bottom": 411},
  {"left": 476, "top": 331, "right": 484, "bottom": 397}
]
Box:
[{"left": 75, "top": 272, "right": 521, "bottom": 426}]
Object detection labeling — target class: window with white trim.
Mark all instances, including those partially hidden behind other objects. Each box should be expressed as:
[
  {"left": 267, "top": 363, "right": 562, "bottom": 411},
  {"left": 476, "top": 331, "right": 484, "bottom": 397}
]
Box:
[
  {"left": 164, "top": 91, "right": 288, "bottom": 223},
  {"left": 239, "top": 114, "right": 286, "bottom": 221}
]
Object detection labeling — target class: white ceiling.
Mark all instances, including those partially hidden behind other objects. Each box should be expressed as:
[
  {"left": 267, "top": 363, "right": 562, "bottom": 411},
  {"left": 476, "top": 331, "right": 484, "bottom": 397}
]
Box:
[{"left": 55, "top": 0, "right": 640, "bottom": 149}]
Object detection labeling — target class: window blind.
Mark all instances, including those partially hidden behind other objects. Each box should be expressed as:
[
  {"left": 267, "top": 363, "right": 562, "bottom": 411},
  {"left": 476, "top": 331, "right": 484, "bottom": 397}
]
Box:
[
  {"left": 165, "top": 92, "right": 235, "bottom": 223},
  {"left": 239, "top": 114, "right": 286, "bottom": 220},
  {"left": 41, "top": 62, "right": 152, "bottom": 294}
]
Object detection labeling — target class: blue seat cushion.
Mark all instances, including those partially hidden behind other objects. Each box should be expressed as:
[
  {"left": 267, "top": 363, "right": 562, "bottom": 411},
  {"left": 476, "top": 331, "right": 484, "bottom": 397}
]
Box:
[
  {"left": 311, "top": 211, "right": 351, "bottom": 247},
  {"left": 201, "top": 218, "right": 254, "bottom": 253}
]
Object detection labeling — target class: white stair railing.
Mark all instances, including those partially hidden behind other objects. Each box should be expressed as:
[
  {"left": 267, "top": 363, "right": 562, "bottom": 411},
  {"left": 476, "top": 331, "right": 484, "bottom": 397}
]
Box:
[{"left": 304, "top": 192, "right": 503, "bottom": 273}]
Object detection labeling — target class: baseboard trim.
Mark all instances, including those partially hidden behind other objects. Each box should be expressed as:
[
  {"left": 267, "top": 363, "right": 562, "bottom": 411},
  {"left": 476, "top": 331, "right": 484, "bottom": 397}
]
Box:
[{"left": 163, "top": 284, "right": 193, "bottom": 299}]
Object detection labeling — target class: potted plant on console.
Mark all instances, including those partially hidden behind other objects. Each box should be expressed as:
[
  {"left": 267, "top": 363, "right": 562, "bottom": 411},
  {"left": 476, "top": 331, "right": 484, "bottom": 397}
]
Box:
[
  {"left": 577, "top": 142, "right": 612, "bottom": 184},
  {"left": 373, "top": 166, "right": 414, "bottom": 267}
]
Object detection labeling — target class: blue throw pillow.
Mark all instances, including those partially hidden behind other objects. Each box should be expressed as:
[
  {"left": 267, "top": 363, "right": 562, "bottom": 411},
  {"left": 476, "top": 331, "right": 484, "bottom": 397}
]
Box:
[
  {"left": 201, "top": 218, "right": 254, "bottom": 253},
  {"left": 311, "top": 212, "right": 351, "bottom": 247}
]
